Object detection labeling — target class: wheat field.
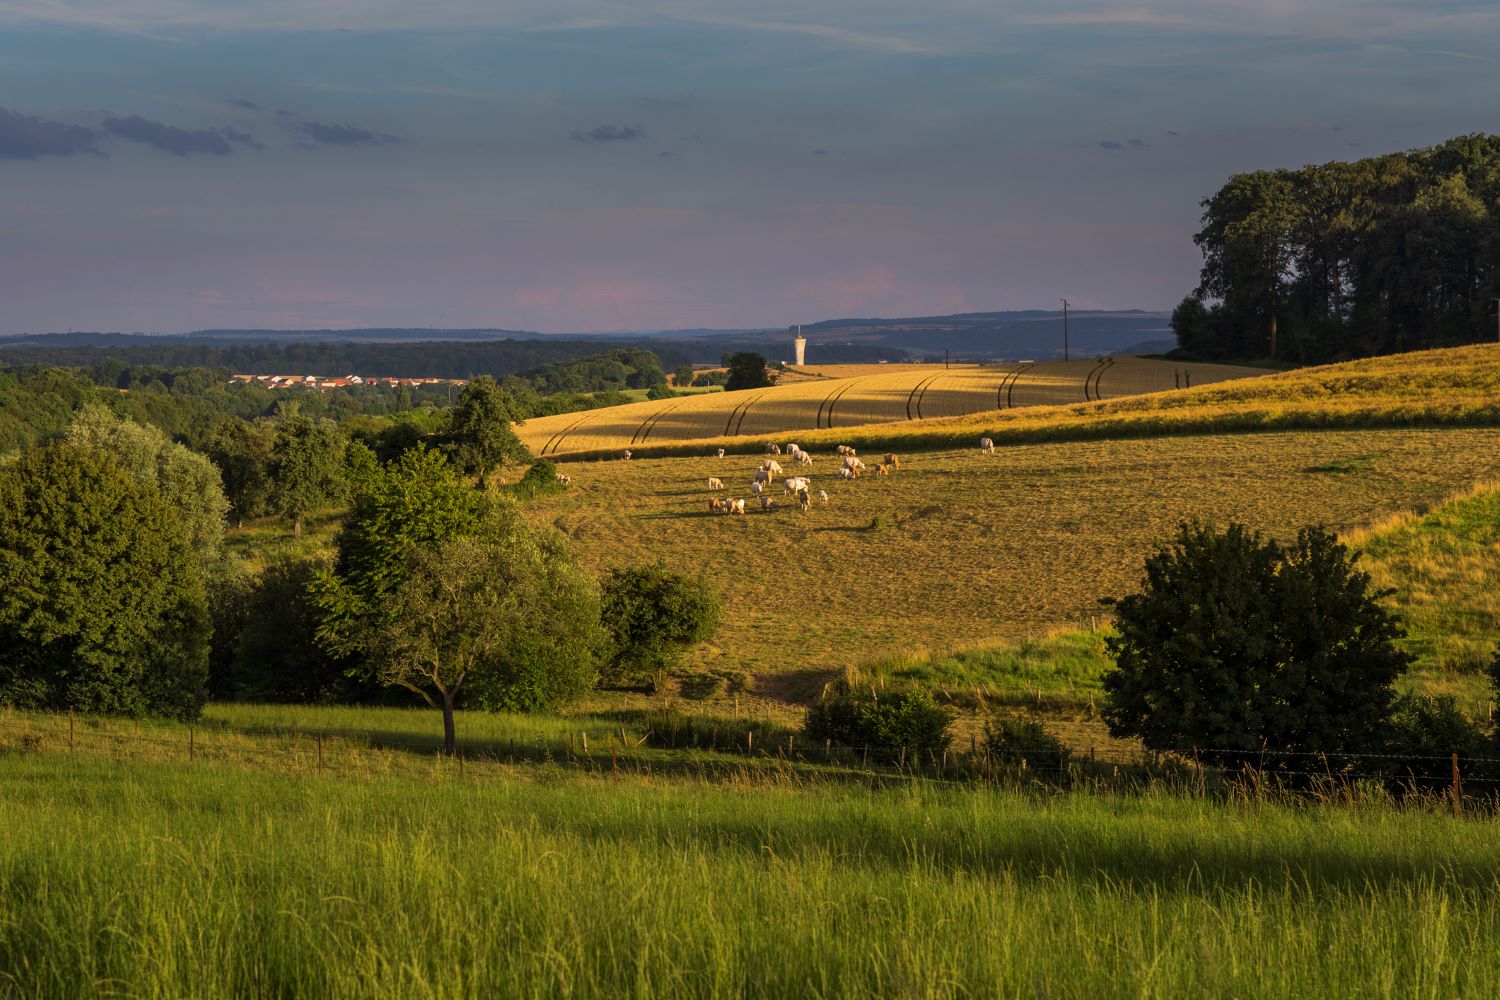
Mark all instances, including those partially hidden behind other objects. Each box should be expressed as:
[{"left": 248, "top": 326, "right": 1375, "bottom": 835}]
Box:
[{"left": 519, "top": 358, "right": 1261, "bottom": 456}]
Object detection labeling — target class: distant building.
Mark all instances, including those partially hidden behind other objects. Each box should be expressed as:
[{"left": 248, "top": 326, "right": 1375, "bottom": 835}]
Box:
[{"left": 791, "top": 325, "right": 807, "bottom": 366}]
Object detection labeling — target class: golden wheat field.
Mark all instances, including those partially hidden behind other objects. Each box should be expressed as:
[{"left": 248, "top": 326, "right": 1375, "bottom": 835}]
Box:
[
  {"left": 517, "top": 425, "right": 1500, "bottom": 692},
  {"left": 519, "top": 357, "right": 1261, "bottom": 456}
]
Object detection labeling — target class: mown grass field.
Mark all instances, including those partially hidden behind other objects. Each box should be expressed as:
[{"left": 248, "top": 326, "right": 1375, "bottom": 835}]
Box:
[
  {"left": 4, "top": 748, "right": 1500, "bottom": 999},
  {"left": 519, "top": 427, "right": 1500, "bottom": 700},
  {"left": 518, "top": 357, "right": 1260, "bottom": 456}
]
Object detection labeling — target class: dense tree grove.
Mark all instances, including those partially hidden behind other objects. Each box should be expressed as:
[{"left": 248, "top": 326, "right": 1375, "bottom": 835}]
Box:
[
  {"left": 724, "top": 352, "right": 773, "bottom": 391},
  {"left": 1174, "top": 134, "right": 1500, "bottom": 362},
  {"left": 0, "top": 445, "right": 210, "bottom": 719}
]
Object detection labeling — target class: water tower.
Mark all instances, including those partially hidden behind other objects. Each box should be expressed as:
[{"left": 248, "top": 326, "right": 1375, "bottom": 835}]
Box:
[{"left": 790, "top": 325, "right": 807, "bottom": 366}]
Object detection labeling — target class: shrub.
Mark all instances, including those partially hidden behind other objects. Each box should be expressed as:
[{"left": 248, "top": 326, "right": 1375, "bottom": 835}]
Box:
[
  {"left": 600, "top": 563, "right": 721, "bottom": 686},
  {"left": 804, "top": 687, "right": 951, "bottom": 757},
  {"left": 1384, "top": 695, "right": 1491, "bottom": 788},
  {"left": 508, "top": 458, "right": 565, "bottom": 501},
  {"left": 1103, "top": 522, "right": 1411, "bottom": 768},
  {"left": 645, "top": 385, "right": 678, "bottom": 401},
  {"left": 983, "top": 715, "right": 1071, "bottom": 771}
]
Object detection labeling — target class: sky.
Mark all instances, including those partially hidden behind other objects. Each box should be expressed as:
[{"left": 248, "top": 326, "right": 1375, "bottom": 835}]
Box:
[{"left": 2, "top": 1, "right": 1499, "bottom": 334}]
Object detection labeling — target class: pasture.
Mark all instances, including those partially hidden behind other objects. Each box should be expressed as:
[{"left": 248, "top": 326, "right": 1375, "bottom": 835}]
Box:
[
  {"left": 519, "top": 426, "right": 1500, "bottom": 702},
  {"left": 518, "top": 357, "right": 1261, "bottom": 456},
  {"left": 4, "top": 748, "right": 1500, "bottom": 999}
]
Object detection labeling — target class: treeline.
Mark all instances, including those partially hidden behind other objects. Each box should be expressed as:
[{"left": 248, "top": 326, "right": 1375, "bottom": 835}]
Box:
[
  {"left": 0, "top": 338, "right": 694, "bottom": 381},
  {"left": 0, "top": 379, "right": 722, "bottom": 751},
  {"left": 1174, "top": 133, "right": 1500, "bottom": 363}
]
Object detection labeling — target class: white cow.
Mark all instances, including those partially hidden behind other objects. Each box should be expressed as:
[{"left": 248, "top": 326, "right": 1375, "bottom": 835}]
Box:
[
  {"left": 555, "top": 472, "right": 572, "bottom": 485},
  {"left": 818, "top": 489, "right": 829, "bottom": 505},
  {"left": 621, "top": 448, "right": 633, "bottom": 460},
  {"left": 783, "top": 476, "right": 810, "bottom": 495},
  {"left": 716, "top": 448, "right": 726, "bottom": 459},
  {"left": 843, "top": 455, "right": 864, "bottom": 471},
  {"left": 762, "top": 459, "right": 783, "bottom": 475},
  {"left": 797, "top": 451, "right": 813, "bottom": 466},
  {"left": 707, "top": 477, "right": 724, "bottom": 490},
  {"left": 765, "top": 443, "right": 781, "bottom": 455},
  {"left": 754, "top": 468, "right": 770, "bottom": 485},
  {"left": 751, "top": 480, "right": 764, "bottom": 496},
  {"left": 980, "top": 437, "right": 995, "bottom": 453},
  {"left": 838, "top": 466, "right": 854, "bottom": 480},
  {"left": 729, "top": 498, "right": 746, "bottom": 515}
]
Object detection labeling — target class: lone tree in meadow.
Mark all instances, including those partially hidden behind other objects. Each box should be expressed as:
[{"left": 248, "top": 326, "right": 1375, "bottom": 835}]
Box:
[
  {"left": 599, "top": 562, "right": 721, "bottom": 687},
  {"left": 0, "top": 444, "right": 210, "bottom": 719},
  {"left": 1102, "top": 522, "right": 1411, "bottom": 767},
  {"left": 314, "top": 448, "right": 600, "bottom": 751},
  {"left": 443, "top": 375, "right": 529, "bottom": 488},
  {"left": 724, "top": 352, "right": 772, "bottom": 392}
]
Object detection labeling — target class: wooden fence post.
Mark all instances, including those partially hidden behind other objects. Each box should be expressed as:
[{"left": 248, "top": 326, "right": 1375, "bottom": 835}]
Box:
[
  {"left": 317, "top": 733, "right": 324, "bottom": 769},
  {"left": 189, "top": 726, "right": 195, "bottom": 761},
  {"left": 1452, "top": 753, "right": 1463, "bottom": 817},
  {"left": 69, "top": 712, "right": 75, "bottom": 755}
]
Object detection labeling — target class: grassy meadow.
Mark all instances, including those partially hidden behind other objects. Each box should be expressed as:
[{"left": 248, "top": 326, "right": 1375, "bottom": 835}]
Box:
[{"left": 3, "top": 749, "right": 1500, "bottom": 999}]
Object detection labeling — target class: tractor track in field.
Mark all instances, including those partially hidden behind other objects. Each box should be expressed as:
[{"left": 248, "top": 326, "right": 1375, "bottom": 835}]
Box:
[
  {"left": 724, "top": 391, "right": 773, "bottom": 437},
  {"left": 820, "top": 378, "right": 869, "bottom": 430},
  {"left": 631, "top": 398, "right": 687, "bottom": 445},
  {"left": 1083, "top": 358, "right": 1115, "bottom": 402},
  {"left": 541, "top": 412, "right": 597, "bottom": 456},
  {"left": 906, "top": 372, "right": 947, "bottom": 420},
  {"left": 997, "top": 363, "right": 1037, "bottom": 409}
]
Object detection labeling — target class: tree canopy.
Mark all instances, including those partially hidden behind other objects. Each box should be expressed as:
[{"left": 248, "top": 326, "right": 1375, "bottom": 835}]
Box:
[
  {"left": 1102, "top": 523, "right": 1411, "bottom": 766},
  {"left": 442, "top": 375, "right": 529, "bottom": 487},
  {"left": 724, "top": 352, "right": 772, "bottom": 392},
  {"left": 599, "top": 563, "right": 721, "bottom": 686},
  {"left": 0, "top": 445, "right": 209, "bottom": 719},
  {"left": 1175, "top": 134, "right": 1500, "bottom": 363}
]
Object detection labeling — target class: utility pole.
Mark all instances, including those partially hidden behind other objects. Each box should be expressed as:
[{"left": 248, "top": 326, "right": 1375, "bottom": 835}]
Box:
[{"left": 1060, "top": 298, "right": 1070, "bottom": 361}]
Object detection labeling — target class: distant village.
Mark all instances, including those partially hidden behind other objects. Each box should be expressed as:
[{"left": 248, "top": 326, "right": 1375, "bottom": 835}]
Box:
[{"left": 231, "top": 373, "right": 470, "bottom": 392}]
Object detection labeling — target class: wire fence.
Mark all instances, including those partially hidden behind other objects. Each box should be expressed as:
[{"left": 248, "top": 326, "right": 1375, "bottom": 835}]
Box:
[{"left": 4, "top": 708, "right": 1499, "bottom": 809}]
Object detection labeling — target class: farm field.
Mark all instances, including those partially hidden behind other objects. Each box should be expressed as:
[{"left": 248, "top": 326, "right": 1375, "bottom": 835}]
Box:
[
  {"left": 4, "top": 750, "right": 1500, "bottom": 999},
  {"left": 519, "top": 426, "right": 1500, "bottom": 699},
  {"left": 518, "top": 357, "right": 1261, "bottom": 456}
]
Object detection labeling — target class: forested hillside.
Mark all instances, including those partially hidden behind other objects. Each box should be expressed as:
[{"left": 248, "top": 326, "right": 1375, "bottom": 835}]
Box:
[{"left": 1174, "top": 134, "right": 1500, "bottom": 363}]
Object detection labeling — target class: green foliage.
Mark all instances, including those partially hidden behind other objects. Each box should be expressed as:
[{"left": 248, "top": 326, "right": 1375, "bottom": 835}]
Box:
[
  {"left": 507, "top": 458, "right": 566, "bottom": 501},
  {"left": 599, "top": 563, "right": 721, "bottom": 685},
  {"left": 268, "top": 408, "right": 348, "bottom": 535},
  {"left": 1103, "top": 522, "right": 1412, "bottom": 766},
  {"left": 804, "top": 687, "right": 952, "bottom": 756},
  {"left": 64, "top": 405, "right": 230, "bottom": 562},
  {"left": 442, "top": 375, "right": 529, "bottom": 486},
  {"left": 1383, "top": 695, "right": 1490, "bottom": 785},
  {"left": 201, "top": 417, "right": 277, "bottom": 524},
  {"left": 724, "top": 352, "right": 772, "bottom": 392},
  {"left": 1180, "top": 134, "right": 1500, "bottom": 362},
  {"left": 645, "top": 384, "right": 678, "bottom": 401},
  {"left": 691, "top": 369, "right": 729, "bottom": 387},
  {"left": 234, "top": 560, "right": 352, "bottom": 704},
  {"left": 983, "top": 716, "right": 1071, "bottom": 770},
  {"left": 0, "top": 445, "right": 209, "bottom": 719},
  {"left": 314, "top": 448, "right": 490, "bottom": 660},
  {"left": 672, "top": 363, "right": 695, "bottom": 386}
]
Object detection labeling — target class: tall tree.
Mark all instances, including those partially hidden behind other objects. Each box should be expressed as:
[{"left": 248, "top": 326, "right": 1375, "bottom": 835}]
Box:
[
  {"left": 724, "top": 352, "right": 772, "bottom": 392},
  {"left": 599, "top": 563, "right": 721, "bottom": 686},
  {"left": 0, "top": 445, "right": 209, "bottom": 719},
  {"left": 267, "top": 407, "right": 347, "bottom": 538},
  {"left": 443, "top": 375, "right": 529, "bottom": 488}
]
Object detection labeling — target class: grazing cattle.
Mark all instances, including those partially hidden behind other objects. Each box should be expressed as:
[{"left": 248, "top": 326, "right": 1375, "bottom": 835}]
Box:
[
  {"left": 842, "top": 455, "right": 864, "bottom": 471},
  {"left": 555, "top": 472, "right": 572, "bottom": 485},
  {"left": 760, "top": 495, "right": 777, "bottom": 512},
  {"left": 980, "top": 437, "right": 995, "bottom": 453},
  {"left": 708, "top": 498, "right": 725, "bottom": 513},
  {"left": 762, "top": 459, "right": 783, "bottom": 475},
  {"left": 797, "top": 451, "right": 813, "bottom": 466},
  {"left": 751, "top": 480, "right": 764, "bottom": 496},
  {"left": 783, "top": 476, "right": 810, "bottom": 495},
  {"left": 836, "top": 445, "right": 848, "bottom": 456},
  {"left": 818, "top": 489, "right": 829, "bottom": 505},
  {"left": 786, "top": 443, "right": 802, "bottom": 456},
  {"left": 876, "top": 464, "right": 891, "bottom": 477},
  {"left": 707, "top": 477, "right": 724, "bottom": 490},
  {"left": 622, "top": 448, "right": 633, "bottom": 460},
  {"left": 754, "top": 468, "right": 770, "bottom": 485},
  {"left": 837, "top": 466, "right": 854, "bottom": 480},
  {"left": 798, "top": 489, "right": 811, "bottom": 513},
  {"left": 765, "top": 443, "right": 781, "bottom": 455},
  {"left": 884, "top": 453, "right": 900, "bottom": 469},
  {"left": 716, "top": 448, "right": 726, "bottom": 459},
  {"left": 846, "top": 447, "right": 857, "bottom": 457},
  {"left": 730, "top": 498, "right": 746, "bottom": 515}
]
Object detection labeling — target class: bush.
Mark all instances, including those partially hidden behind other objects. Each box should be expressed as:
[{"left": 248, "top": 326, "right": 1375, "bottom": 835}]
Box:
[
  {"left": 507, "top": 458, "right": 565, "bottom": 501},
  {"left": 645, "top": 385, "right": 677, "bottom": 401},
  {"left": 1103, "top": 522, "right": 1411, "bottom": 767},
  {"left": 600, "top": 563, "right": 721, "bottom": 686},
  {"left": 1384, "top": 695, "right": 1490, "bottom": 788},
  {"left": 804, "top": 687, "right": 951, "bottom": 757},
  {"left": 983, "top": 715, "right": 1071, "bottom": 771}
]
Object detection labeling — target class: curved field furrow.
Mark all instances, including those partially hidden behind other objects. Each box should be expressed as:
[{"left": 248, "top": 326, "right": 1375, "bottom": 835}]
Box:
[{"left": 516, "top": 358, "right": 1265, "bottom": 456}]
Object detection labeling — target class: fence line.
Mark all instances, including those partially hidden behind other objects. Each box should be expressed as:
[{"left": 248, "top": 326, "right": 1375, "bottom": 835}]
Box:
[{"left": 4, "top": 710, "right": 1497, "bottom": 806}]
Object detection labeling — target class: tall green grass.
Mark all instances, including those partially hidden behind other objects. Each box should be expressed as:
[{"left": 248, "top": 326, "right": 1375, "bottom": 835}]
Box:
[{"left": 2, "top": 753, "right": 1498, "bottom": 998}]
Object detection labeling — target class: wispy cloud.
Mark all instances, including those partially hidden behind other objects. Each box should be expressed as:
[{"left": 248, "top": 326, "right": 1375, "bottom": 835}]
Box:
[
  {"left": 102, "top": 114, "right": 232, "bottom": 155},
  {"left": 292, "top": 120, "right": 403, "bottom": 146},
  {"left": 0, "top": 106, "right": 103, "bottom": 160},
  {"left": 571, "top": 124, "right": 645, "bottom": 143}
]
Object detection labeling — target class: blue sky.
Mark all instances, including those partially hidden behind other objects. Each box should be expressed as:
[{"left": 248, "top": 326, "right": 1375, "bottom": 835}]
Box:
[{"left": 2, "top": 1, "right": 1498, "bottom": 333}]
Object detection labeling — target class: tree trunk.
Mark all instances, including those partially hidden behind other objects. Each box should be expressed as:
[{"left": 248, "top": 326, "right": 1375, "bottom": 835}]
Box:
[
  {"left": 442, "top": 693, "right": 457, "bottom": 756},
  {"left": 1268, "top": 313, "right": 1278, "bottom": 359}
]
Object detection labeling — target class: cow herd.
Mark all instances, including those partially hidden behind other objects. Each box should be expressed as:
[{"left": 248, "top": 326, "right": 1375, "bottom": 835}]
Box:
[{"left": 701, "top": 441, "right": 902, "bottom": 517}]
